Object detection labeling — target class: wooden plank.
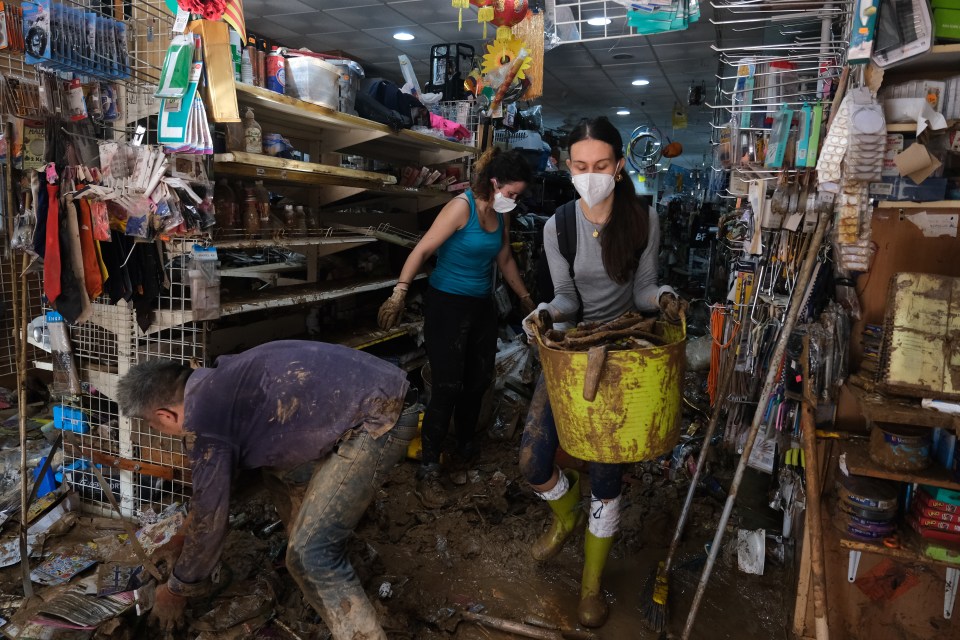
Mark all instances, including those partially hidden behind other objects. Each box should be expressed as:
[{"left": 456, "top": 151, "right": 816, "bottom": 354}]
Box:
[
  {"left": 843, "top": 446, "right": 960, "bottom": 492},
  {"left": 214, "top": 152, "right": 397, "bottom": 184},
  {"left": 875, "top": 200, "right": 960, "bottom": 209},
  {"left": 838, "top": 528, "right": 960, "bottom": 570},
  {"left": 846, "top": 383, "right": 960, "bottom": 432}
]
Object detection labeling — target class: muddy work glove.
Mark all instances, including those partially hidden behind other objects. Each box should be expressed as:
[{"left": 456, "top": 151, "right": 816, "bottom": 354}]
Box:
[
  {"left": 150, "top": 583, "right": 187, "bottom": 632},
  {"left": 150, "top": 534, "right": 185, "bottom": 579},
  {"left": 522, "top": 303, "right": 553, "bottom": 342},
  {"left": 377, "top": 285, "right": 407, "bottom": 330},
  {"left": 659, "top": 292, "right": 688, "bottom": 324}
]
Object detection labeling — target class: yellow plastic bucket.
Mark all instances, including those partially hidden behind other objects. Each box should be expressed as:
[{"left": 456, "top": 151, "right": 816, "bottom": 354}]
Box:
[{"left": 537, "top": 321, "right": 686, "bottom": 463}]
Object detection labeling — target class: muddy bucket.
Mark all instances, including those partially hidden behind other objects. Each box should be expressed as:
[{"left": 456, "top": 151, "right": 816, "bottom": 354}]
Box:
[{"left": 537, "top": 321, "right": 686, "bottom": 463}]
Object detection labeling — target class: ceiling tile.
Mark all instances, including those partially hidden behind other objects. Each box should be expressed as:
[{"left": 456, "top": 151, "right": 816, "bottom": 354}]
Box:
[
  {"left": 389, "top": 0, "right": 470, "bottom": 25},
  {"left": 362, "top": 24, "right": 443, "bottom": 47},
  {"left": 250, "top": 20, "right": 301, "bottom": 41},
  {"left": 304, "top": 31, "right": 387, "bottom": 51},
  {"left": 300, "top": 0, "right": 380, "bottom": 8},
  {"left": 259, "top": 12, "right": 352, "bottom": 34},
  {"left": 244, "top": 0, "right": 316, "bottom": 16},
  {"left": 325, "top": 5, "right": 414, "bottom": 30}
]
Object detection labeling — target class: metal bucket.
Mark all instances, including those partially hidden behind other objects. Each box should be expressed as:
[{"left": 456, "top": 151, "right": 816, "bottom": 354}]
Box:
[
  {"left": 537, "top": 321, "right": 686, "bottom": 463},
  {"left": 284, "top": 56, "right": 339, "bottom": 110}
]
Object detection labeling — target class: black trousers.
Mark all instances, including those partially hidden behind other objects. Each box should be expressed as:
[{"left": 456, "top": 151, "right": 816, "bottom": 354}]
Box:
[{"left": 421, "top": 285, "right": 498, "bottom": 465}]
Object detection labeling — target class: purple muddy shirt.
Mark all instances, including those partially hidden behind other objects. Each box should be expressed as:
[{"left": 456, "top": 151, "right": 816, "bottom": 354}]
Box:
[{"left": 170, "top": 341, "right": 409, "bottom": 591}]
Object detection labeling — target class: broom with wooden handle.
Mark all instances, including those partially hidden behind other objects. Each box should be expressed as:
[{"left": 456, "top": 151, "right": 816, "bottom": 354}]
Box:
[{"left": 641, "top": 351, "right": 735, "bottom": 632}]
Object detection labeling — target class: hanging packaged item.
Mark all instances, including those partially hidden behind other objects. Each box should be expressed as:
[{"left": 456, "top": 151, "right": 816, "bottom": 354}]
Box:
[
  {"left": 764, "top": 104, "right": 794, "bottom": 168},
  {"left": 189, "top": 244, "right": 220, "bottom": 320},
  {"left": 47, "top": 311, "right": 81, "bottom": 395},
  {"left": 155, "top": 34, "right": 195, "bottom": 100}
]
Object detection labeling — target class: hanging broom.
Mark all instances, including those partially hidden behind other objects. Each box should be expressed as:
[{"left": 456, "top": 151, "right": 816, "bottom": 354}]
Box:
[{"left": 641, "top": 330, "right": 735, "bottom": 632}]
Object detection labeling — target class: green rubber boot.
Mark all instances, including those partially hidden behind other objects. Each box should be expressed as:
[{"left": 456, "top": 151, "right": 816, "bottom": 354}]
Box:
[
  {"left": 578, "top": 531, "right": 615, "bottom": 628},
  {"left": 531, "top": 470, "right": 585, "bottom": 562}
]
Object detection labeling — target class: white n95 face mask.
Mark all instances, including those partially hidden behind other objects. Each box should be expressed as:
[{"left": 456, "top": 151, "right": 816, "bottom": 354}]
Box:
[
  {"left": 572, "top": 173, "right": 616, "bottom": 207},
  {"left": 493, "top": 191, "right": 517, "bottom": 213}
]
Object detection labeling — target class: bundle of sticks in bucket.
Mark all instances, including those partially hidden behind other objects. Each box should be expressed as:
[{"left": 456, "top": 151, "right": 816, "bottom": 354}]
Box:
[{"left": 537, "top": 311, "right": 664, "bottom": 351}]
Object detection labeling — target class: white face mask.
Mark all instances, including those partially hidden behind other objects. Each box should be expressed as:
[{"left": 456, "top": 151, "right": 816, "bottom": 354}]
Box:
[
  {"left": 572, "top": 173, "right": 616, "bottom": 208},
  {"left": 492, "top": 183, "right": 517, "bottom": 213}
]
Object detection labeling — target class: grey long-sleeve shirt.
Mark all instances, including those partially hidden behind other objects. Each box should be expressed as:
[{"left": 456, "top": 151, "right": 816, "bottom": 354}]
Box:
[{"left": 543, "top": 200, "right": 668, "bottom": 324}]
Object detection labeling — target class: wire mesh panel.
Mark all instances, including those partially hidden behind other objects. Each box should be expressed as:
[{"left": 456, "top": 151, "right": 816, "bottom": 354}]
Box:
[{"left": 0, "top": 260, "right": 42, "bottom": 377}]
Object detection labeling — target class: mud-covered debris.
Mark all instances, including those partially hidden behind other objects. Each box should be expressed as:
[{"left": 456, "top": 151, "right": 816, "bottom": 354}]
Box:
[
  {"left": 378, "top": 581, "right": 393, "bottom": 599},
  {"left": 192, "top": 576, "right": 274, "bottom": 632}
]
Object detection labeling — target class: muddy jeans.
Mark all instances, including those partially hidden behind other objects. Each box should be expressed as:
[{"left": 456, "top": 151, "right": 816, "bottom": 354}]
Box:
[
  {"left": 283, "top": 420, "right": 417, "bottom": 640},
  {"left": 519, "top": 376, "right": 624, "bottom": 500},
  {"left": 421, "top": 285, "right": 498, "bottom": 465}
]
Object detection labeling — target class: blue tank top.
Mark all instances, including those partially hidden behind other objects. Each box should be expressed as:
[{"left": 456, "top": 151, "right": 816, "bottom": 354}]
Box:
[{"left": 429, "top": 190, "right": 503, "bottom": 297}]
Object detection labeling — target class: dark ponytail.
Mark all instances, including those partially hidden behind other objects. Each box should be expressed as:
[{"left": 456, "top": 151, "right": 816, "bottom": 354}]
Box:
[
  {"left": 568, "top": 117, "right": 649, "bottom": 284},
  {"left": 472, "top": 147, "right": 532, "bottom": 200}
]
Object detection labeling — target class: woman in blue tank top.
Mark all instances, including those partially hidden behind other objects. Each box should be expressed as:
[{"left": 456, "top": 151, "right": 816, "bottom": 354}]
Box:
[{"left": 378, "top": 148, "right": 533, "bottom": 507}]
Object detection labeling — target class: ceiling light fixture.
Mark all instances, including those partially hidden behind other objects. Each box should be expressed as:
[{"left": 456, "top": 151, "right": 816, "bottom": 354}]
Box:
[
  {"left": 612, "top": 53, "right": 633, "bottom": 60},
  {"left": 393, "top": 32, "right": 415, "bottom": 41},
  {"left": 632, "top": 79, "right": 650, "bottom": 86},
  {"left": 616, "top": 109, "right": 631, "bottom": 116},
  {"left": 587, "top": 17, "right": 612, "bottom": 26}
]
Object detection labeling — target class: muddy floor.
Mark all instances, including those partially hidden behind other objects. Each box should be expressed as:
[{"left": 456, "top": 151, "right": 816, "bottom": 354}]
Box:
[{"left": 0, "top": 416, "right": 792, "bottom": 640}]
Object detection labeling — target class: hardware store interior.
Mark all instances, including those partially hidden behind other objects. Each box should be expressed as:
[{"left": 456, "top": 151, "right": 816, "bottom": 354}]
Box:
[{"left": 3, "top": 0, "right": 960, "bottom": 638}]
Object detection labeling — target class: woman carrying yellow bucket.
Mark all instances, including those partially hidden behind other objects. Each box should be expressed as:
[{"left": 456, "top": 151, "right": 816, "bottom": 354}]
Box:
[{"left": 520, "top": 117, "right": 687, "bottom": 629}]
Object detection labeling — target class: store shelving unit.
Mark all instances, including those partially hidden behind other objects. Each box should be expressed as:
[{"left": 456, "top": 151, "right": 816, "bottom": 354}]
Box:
[
  {"left": 65, "top": 77, "right": 477, "bottom": 518},
  {"left": 838, "top": 383, "right": 960, "bottom": 620}
]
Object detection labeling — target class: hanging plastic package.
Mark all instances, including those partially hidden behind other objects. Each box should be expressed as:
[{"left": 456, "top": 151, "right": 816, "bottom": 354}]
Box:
[
  {"left": 47, "top": 311, "right": 81, "bottom": 395},
  {"left": 764, "top": 104, "right": 794, "bottom": 168},
  {"left": 795, "top": 104, "right": 812, "bottom": 168},
  {"left": 189, "top": 244, "right": 220, "bottom": 321},
  {"left": 155, "top": 34, "right": 195, "bottom": 100},
  {"left": 845, "top": 86, "right": 886, "bottom": 182}
]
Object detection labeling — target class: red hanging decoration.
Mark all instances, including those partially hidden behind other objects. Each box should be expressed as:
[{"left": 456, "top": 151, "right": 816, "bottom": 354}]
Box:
[
  {"left": 491, "top": 0, "right": 528, "bottom": 28},
  {"left": 178, "top": 0, "right": 227, "bottom": 21}
]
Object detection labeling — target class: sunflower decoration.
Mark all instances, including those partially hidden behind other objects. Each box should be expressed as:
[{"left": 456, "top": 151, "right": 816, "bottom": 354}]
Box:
[{"left": 481, "top": 35, "right": 531, "bottom": 81}]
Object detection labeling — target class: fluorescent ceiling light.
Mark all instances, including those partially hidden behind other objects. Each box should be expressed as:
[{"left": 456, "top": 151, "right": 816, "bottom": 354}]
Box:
[
  {"left": 632, "top": 79, "right": 650, "bottom": 86},
  {"left": 393, "top": 32, "right": 415, "bottom": 41},
  {"left": 587, "top": 17, "right": 612, "bottom": 26},
  {"left": 616, "top": 109, "right": 630, "bottom": 116}
]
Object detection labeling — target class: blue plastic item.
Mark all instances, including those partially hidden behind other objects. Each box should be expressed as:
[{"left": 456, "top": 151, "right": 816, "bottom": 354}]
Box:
[
  {"left": 53, "top": 406, "right": 90, "bottom": 434},
  {"left": 32, "top": 456, "right": 58, "bottom": 498}
]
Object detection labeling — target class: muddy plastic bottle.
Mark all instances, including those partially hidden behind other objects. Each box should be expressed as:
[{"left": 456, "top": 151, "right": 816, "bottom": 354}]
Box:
[
  {"left": 243, "top": 188, "right": 261, "bottom": 237},
  {"left": 294, "top": 205, "right": 308, "bottom": 233},
  {"left": 282, "top": 204, "right": 296, "bottom": 230},
  {"left": 243, "top": 107, "right": 262, "bottom": 154},
  {"left": 213, "top": 179, "right": 237, "bottom": 229},
  {"left": 253, "top": 180, "right": 270, "bottom": 226}
]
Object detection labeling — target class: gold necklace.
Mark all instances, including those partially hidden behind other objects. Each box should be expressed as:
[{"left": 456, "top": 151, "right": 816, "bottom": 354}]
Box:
[{"left": 584, "top": 213, "right": 609, "bottom": 238}]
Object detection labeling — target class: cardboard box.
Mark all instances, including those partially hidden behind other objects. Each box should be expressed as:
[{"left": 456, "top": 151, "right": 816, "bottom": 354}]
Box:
[{"left": 935, "top": 8, "right": 960, "bottom": 41}]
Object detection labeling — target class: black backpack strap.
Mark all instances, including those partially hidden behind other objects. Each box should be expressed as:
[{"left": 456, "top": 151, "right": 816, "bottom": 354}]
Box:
[{"left": 554, "top": 200, "right": 582, "bottom": 322}]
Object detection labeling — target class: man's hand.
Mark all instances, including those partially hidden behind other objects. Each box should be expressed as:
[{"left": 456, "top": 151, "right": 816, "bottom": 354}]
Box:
[
  {"left": 519, "top": 294, "right": 535, "bottom": 316},
  {"left": 522, "top": 303, "right": 552, "bottom": 342},
  {"left": 377, "top": 286, "right": 407, "bottom": 330},
  {"left": 659, "top": 293, "right": 689, "bottom": 324},
  {"left": 150, "top": 534, "right": 185, "bottom": 579},
  {"left": 150, "top": 583, "right": 187, "bottom": 632}
]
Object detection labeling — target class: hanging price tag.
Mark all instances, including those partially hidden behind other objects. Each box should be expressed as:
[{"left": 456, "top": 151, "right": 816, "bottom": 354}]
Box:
[{"left": 173, "top": 9, "right": 190, "bottom": 34}]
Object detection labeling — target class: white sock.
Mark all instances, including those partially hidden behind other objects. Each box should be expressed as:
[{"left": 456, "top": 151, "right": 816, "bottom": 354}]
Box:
[
  {"left": 536, "top": 468, "right": 570, "bottom": 501},
  {"left": 588, "top": 494, "right": 621, "bottom": 538}
]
